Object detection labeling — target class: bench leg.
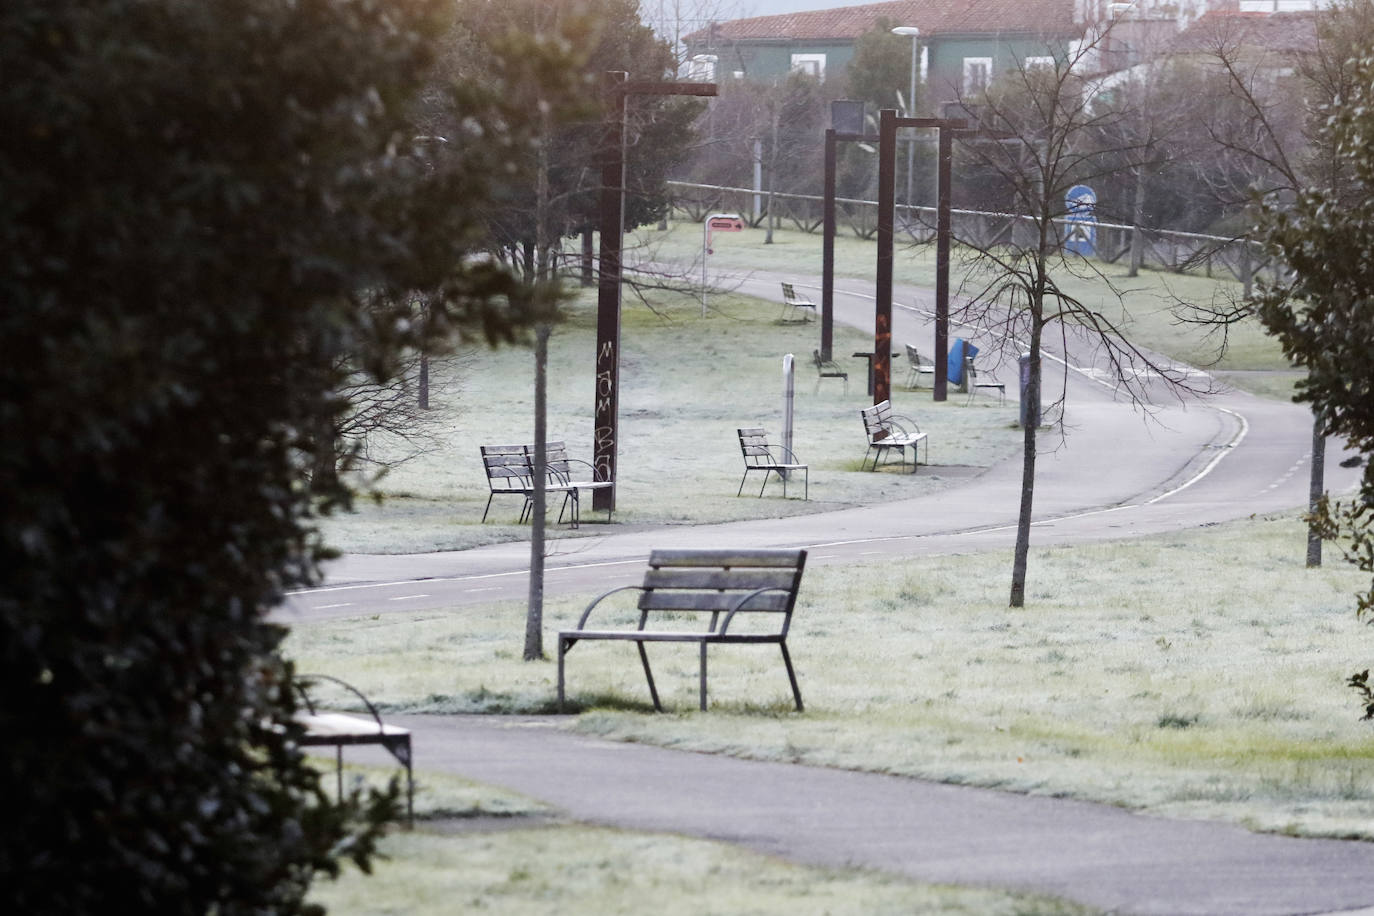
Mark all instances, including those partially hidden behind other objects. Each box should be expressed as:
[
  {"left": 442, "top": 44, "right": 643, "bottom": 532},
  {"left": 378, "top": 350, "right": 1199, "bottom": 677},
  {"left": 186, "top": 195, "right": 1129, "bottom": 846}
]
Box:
[
  {"left": 482, "top": 492, "right": 495, "bottom": 523},
  {"left": 637, "top": 642, "right": 663, "bottom": 712},
  {"left": 557, "top": 636, "right": 568, "bottom": 712},
  {"left": 699, "top": 642, "right": 708, "bottom": 712},
  {"left": 737, "top": 469, "right": 750, "bottom": 497},
  {"left": 780, "top": 641, "right": 803, "bottom": 712}
]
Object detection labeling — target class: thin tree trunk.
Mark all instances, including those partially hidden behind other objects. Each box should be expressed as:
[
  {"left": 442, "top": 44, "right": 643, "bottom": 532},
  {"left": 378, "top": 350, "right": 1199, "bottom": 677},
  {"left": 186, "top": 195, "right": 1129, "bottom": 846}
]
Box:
[
  {"left": 525, "top": 323, "right": 549, "bottom": 660},
  {"left": 765, "top": 102, "right": 779, "bottom": 244},
  {"left": 1308, "top": 417, "right": 1325, "bottom": 568},
  {"left": 580, "top": 227, "right": 594, "bottom": 287},
  {"left": 1010, "top": 318, "right": 1043, "bottom": 608},
  {"left": 525, "top": 107, "right": 553, "bottom": 661},
  {"left": 1128, "top": 163, "right": 1147, "bottom": 278}
]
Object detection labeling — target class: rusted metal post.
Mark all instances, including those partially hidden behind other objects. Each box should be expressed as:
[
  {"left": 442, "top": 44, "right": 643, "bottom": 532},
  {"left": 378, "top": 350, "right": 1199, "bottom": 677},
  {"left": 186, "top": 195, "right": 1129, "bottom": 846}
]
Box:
[
  {"left": 875, "top": 109, "right": 897, "bottom": 406},
  {"left": 822, "top": 128, "right": 837, "bottom": 362},
  {"left": 875, "top": 112, "right": 965, "bottom": 406},
  {"left": 592, "top": 71, "right": 628, "bottom": 513},
  {"left": 935, "top": 124, "right": 954, "bottom": 402},
  {"left": 592, "top": 76, "right": 717, "bottom": 513}
]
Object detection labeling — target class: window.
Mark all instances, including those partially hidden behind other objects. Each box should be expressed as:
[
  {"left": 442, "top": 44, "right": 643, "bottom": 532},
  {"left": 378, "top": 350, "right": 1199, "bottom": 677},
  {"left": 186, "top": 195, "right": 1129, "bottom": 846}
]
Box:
[
  {"left": 790, "top": 53, "right": 826, "bottom": 79},
  {"left": 686, "top": 55, "right": 716, "bottom": 82},
  {"left": 963, "top": 57, "right": 992, "bottom": 94}
]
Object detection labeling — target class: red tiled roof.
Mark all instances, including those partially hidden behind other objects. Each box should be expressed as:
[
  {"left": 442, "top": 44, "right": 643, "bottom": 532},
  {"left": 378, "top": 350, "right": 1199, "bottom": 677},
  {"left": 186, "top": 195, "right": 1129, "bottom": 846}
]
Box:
[
  {"left": 687, "top": 0, "right": 1079, "bottom": 44},
  {"left": 1170, "top": 10, "right": 1318, "bottom": 55}
]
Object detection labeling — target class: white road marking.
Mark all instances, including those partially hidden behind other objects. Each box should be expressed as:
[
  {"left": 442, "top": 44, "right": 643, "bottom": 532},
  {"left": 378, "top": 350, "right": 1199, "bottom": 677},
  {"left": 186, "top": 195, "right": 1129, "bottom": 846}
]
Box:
[
  {"left": 388, "top": 594, "right": 429, "bottom": 601},
  {"left": 313, "top": 603, "right": 353, "bottom": 610}
]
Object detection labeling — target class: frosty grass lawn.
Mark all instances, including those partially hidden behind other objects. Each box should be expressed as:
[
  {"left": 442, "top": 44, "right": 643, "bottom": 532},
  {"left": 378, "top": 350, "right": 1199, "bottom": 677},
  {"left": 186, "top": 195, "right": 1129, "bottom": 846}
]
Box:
[{"left": 299, "top": 226, "right": 1364, "bottom": 914}]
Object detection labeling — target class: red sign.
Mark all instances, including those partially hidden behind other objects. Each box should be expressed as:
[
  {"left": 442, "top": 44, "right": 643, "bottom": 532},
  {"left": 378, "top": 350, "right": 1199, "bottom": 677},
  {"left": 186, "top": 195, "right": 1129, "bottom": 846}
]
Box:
[{"left": 708, "top": 216, "right": 744, "bottom": 231}]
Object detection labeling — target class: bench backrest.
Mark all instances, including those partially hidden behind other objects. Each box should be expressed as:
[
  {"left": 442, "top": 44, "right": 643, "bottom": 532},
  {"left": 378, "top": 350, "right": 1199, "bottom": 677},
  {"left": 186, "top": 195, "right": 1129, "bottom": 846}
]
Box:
[
  {"left": 782, "top": 282, "right": 797, "bottom": 301},
  {"left": 861, "top": 400, "right": 895, "bottom": 443},
  {"left": 737, "top": 427, "right": 774, "bottom": 466},
  {"left": 639, "top": 549, "right": 807, "bottom": 623},
  {"left": 525, "top": 440, "right": 572, "bottom": 480},
  {"left": 481, "top": 445, "right": 530, "bottom": 490},
  {"left": 906, "top": 343, "right": 928, "bottom": 368}
]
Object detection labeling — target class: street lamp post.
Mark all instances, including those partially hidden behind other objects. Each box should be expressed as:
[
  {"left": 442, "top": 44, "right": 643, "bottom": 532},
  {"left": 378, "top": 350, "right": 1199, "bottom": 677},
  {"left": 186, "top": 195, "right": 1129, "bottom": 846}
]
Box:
[{"left": 891, "top": 26, "right": 920, "bottom": 215}]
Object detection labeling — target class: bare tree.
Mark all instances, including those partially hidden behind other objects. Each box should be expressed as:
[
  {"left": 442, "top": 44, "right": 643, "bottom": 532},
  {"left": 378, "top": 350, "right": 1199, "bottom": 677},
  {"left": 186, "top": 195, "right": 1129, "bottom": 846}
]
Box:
[{"left": 949, "top": 28, "right": 1208, "bottom": 608}]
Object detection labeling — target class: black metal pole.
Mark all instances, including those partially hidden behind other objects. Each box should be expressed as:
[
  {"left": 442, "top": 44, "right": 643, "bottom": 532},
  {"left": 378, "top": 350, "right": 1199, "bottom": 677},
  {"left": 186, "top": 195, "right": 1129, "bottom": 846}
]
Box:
[
  {"left": 875, "top": 109, "right": 896, "bottom": 406},
  {"left": 822, "top": 128, "right": 836, "bottom": 362}
]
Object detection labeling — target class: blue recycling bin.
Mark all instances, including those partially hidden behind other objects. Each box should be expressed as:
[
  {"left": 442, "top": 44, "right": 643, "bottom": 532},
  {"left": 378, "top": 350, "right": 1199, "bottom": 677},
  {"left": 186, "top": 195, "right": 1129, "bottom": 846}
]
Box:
[{"left": 948, "top": 339, "right": 979, "bottom": 387}]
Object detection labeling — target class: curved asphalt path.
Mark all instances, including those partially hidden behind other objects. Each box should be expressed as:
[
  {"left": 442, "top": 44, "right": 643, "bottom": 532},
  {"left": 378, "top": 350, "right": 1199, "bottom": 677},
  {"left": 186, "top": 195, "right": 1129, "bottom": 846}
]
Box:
[{"left": 280, "top": 272, "right": 1372, "bottom": 915}]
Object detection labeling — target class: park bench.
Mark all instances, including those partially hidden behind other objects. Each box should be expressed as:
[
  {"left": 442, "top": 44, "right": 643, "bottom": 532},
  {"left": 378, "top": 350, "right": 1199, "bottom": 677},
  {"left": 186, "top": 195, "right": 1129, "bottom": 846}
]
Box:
[
  {"left": 557, "top": 548, "right": 808, "bottom": 713},
  {"left": 905, "top": 343, "right": 936, "bottom": 390},
  {"left": 525, "top": 441, "right": 613, "bottom": 528},
  {"left": 860, "top": 399, "right": 927, "bottom": 472},
  {"left": 295, "top": 673, "right": 413, "bottom": 825},
  {"left": 964, "top": 356, "right": 1006, "bottom": 406},
  {"left": 480, "top": 444, "right": 535, "bottom": 523},
  {"left": 780, "top": 282, "right": 816, "bottom": 323},
  {"left": 736, "top": 427, "right": 808, "bottom": 500},
  {"left": 812, "top": 349, "right": 848, "bottom": 393}
]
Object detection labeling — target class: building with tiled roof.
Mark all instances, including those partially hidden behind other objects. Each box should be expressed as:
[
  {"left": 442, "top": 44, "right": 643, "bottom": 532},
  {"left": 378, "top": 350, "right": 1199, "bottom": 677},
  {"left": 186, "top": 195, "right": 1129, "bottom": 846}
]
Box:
[
  {"left": 685, "top": 1, "right": 1096, "bottom": 109},
  {"left": 681, "top": 1, "right": 1318, "bottom": 108}
]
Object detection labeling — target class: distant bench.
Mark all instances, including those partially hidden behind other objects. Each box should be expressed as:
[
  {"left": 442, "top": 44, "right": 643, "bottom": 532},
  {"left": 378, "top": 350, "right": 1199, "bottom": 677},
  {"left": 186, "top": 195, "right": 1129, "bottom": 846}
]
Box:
[
  {"left": 780, "top": 282, "right": 816, "bottom": 322},
  {"left": 295, "top": 674, "right": 413, "bottom": 825},
  {"left": 557, "top": 549, "right": 808, "bottom": 712},
  {"left": 860, "top": 399, "right": 927, "bottom": 472}
]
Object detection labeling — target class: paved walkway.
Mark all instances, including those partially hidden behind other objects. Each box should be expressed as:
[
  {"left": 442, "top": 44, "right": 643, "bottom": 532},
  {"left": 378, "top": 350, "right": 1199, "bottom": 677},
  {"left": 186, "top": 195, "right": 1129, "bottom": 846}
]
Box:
[
  {"left": 308, "top": 276, "right": 1372, "bottom": 914},
  {"left": 384, "top": 714, "right": 1374, "bottom": 916}
]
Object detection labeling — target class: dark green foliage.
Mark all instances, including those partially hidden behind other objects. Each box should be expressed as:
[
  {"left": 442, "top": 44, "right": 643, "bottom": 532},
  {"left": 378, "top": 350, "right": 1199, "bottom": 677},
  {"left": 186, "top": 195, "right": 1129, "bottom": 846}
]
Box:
[
  {"left": 844, "top": 18, "right": 916, "bottom": 114},
  {"left": 1348, "top": 669, "right": 1374, "bottom": 720},
  {"left": 453, "top": 0, "right": 701, "bottom": 255},
  {"left": 0, "top": 0, "right": 544, "bottom": 911},
  {"left": 1255, "top": 47, "right": 1374, "bottom": 704}
]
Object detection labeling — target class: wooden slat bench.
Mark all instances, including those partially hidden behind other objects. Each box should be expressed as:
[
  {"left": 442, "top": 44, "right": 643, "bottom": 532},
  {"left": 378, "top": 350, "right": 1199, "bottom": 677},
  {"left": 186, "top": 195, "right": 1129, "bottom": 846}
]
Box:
[
  {"left": 479, "top": 444, "right": 534, "bottom": 523},
  {"left": 860, "top": 399, "right": 927, "bottom": 472},
  {"left": 737, "top": 427, "right": 808, "bottom": 500},
  {"left": 813, "top": 349, "right": 848, "bottom": 394},
  {"left": 295, "top": 674, "right": 413, "bottom": 825},
  {"left": 525, "top": 440, "right": 613, "bottom": 528},
  {"left": 557, "top": 548, "right": 808, "bottom": 713},
  {"left": 780, "top": 282, "right": 817, "bottom": 322},
  {"left": 905, "top": 343, "right": 936, "bottom": 390}
]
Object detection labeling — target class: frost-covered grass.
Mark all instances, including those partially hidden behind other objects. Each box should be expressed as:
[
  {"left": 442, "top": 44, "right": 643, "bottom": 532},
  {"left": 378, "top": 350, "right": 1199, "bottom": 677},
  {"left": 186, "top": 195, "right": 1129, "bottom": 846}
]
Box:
[
  {"left": 307, "top": 824, "right": 1093, "bottom": 916},
  {"left": 286, "top": 512, "right": 1374, "bottom": 840},
  {"left": 634, "top": 219, "right": 1293, "bottom": 376},
  {"left": 318, "top": 288, "right": 1020, "bottom": 554}
]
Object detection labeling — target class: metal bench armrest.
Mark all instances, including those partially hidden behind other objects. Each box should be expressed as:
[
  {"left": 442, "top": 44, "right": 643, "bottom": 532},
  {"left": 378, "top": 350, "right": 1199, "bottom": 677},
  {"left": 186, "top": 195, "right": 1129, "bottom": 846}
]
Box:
[
  {"left": 766, "top": 444, "right": 805, "bottom": 465},
  {"left": 718, "top": 586, "right": 791, "bottom": 635},
  {"left": 574, "top": 585, "right": 649, "bottom": 629},
  {"left": 294, "top": 673, "right": 386, "bottom": 731},
  {"left": 562, "top": 456, "right": 608, "bottom": 482}
]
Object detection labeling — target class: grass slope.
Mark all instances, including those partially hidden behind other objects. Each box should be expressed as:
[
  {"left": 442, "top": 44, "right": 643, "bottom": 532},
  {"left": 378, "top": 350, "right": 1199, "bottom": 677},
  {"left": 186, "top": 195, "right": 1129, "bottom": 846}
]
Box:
[{"left": 286, "top": 513, "right": 1374, "bottom": 842}]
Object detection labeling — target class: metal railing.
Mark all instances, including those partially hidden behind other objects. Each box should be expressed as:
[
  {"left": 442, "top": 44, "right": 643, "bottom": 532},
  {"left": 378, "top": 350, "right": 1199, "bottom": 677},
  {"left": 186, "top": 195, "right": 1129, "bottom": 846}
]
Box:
[{"left": 667, "top": 180, "right": 1269, "bottom": 288}]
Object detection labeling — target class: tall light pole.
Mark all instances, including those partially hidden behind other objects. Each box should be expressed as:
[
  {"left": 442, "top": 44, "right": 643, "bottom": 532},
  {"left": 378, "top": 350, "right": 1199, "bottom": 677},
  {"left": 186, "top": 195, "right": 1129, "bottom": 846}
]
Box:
[{"left": 891, "top": 26, "right": 920, "bottom": 214}]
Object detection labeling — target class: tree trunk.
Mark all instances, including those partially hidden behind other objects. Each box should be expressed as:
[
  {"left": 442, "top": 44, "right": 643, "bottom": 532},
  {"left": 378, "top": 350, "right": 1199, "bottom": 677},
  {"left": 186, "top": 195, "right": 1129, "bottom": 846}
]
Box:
[
  {"left": 525, "top": 108, "right": 553, "bottom": 662},
  {"left": 1009, "top": 318, "right": 1043, "bottom": 608},
  {"left": 1308, "top": 417, "right": 1325, "bottom": 568},
  {"left": 765, "top": 103, "right": 779, "bottom": 244},
  {"left": 1128, "top": 163, "right": 1147, "bottom": 278},
  {"left": 525, "top": 323, "right": 549, "bottom": 661},
  {"left": 312, "top": 413, "right": 340, "bottom": 494},
  {"left": 580, "top": 227, "right": 594, "bottom": 287}
]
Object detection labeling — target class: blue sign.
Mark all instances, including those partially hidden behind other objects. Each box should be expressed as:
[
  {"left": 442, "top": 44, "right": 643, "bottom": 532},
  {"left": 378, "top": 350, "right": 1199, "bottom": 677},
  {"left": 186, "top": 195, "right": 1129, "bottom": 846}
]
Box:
[{"left": 1064, "top": 184, "right": 1096, "bottom": 258}]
